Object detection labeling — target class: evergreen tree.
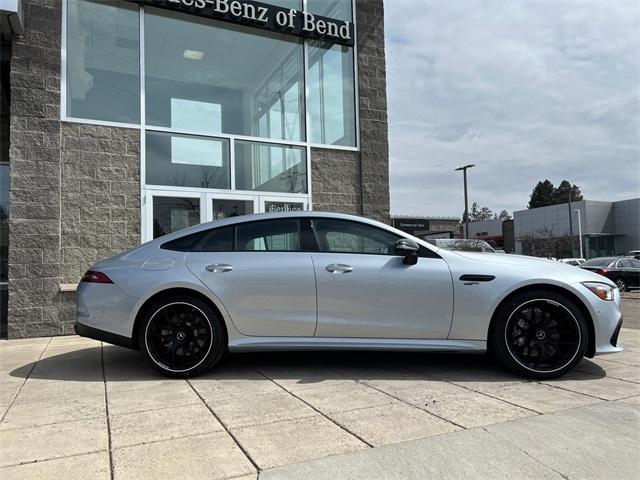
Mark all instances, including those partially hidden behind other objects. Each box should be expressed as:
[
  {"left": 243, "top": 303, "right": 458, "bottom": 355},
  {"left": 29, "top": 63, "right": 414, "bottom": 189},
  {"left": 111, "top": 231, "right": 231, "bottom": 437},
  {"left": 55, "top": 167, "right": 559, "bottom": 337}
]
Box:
[
  {"left": 552, "top": 180, "right": 583, "bottom": 204},
  {"left": 528, "top": 180, "right": 555, "bottom": 208}
]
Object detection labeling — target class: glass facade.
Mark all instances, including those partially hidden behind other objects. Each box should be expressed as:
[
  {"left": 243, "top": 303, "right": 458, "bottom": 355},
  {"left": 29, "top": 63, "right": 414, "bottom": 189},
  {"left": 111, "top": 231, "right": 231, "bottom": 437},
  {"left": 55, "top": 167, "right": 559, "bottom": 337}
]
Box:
[
  {"left": 145, "top": 131, "right": 230, "bottom": 189},
  {"left": 64, "top": 0, "right": 357, "bottom": 240},
  {"left": 66, "top": 0, "right": 140, "bottom": 123},
  {"left": 235, "top": 141, "right": 307, "bottom": 194},
  {"left": 308, "top": 41, "right": 356, "bottom": 146},
  {"left": 144, "top": 10, "right": 305, "bottom": 142}
]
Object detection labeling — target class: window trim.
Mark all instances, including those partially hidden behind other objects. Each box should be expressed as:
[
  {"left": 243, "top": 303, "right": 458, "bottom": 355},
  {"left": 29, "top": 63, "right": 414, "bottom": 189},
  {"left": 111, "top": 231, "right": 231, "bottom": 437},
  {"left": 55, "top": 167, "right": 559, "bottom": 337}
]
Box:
[{"left": 309, "top": 217, "right": 441, "bottom": 258}]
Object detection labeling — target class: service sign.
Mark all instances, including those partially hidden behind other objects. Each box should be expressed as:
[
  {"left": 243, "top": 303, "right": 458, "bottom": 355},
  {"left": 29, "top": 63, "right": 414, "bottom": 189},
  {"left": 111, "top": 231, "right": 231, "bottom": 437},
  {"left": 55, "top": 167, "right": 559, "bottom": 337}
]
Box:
[{"left": 127, "top": 0, "right": 355, "bottom": 46}]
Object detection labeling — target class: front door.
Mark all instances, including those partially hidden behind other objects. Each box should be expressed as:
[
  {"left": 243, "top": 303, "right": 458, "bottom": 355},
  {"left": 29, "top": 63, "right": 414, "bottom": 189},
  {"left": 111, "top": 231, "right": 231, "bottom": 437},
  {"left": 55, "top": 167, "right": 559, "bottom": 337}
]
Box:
[{"left": 310, "top": 218, "right": 454, "bottom": 339}]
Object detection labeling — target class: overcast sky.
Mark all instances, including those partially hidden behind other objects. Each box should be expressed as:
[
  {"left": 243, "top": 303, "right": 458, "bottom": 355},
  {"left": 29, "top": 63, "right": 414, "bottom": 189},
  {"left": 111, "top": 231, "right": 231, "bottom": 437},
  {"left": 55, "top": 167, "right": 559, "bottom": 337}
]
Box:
[{"left": 384, "top": 0, "right": 640, "bottom": 218}]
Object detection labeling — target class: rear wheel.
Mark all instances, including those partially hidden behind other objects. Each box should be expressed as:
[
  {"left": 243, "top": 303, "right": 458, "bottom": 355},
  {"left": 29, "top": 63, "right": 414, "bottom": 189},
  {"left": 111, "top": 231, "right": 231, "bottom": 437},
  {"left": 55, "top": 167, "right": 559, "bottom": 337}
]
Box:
[
  {"left": 489, "top": 290, "right": 588, "bottom": 379},
  {"left": 139, "top": 294, "right": 226, "bottom": 378}
]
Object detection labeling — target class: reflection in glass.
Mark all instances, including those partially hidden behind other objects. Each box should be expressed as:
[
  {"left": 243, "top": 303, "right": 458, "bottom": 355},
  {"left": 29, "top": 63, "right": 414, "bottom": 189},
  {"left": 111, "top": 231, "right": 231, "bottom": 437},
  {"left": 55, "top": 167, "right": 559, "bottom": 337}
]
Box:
[
  {"left": 146, "top": 132, "right": 230, "bottom": 189},
  {"left": 237, "top": 220, "right": 299, "bottom": 251},
  {"left": 307, "top": 0, "right": 353, "bottom": 22},
  {"left": 66, "top": 0, "right": 140, "bottom": 123},
  {"left": 212, "top": 199, "right": 254, "bottom": 220},
  {"left": 308, "top": 42, "right": 356, "bottom": 146},
  {"left": 153, "top": 196, "right": 200, "bottom": 239},
  {"left": 235, "top": 141, "right": 306, "bottom": 193},
  {"left": 144, "top": 8, "right": 304, "bottom": 141}
]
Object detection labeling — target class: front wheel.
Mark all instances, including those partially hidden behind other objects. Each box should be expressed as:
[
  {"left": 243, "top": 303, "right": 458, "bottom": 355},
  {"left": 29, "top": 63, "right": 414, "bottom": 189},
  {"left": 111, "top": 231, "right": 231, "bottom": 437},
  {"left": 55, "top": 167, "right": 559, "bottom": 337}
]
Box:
[
  {"left": 139, "top": 295, "right": 226, "bottom": 378},
  {"left": 489, "top": 290, "right": 588, "bottom": 379}
]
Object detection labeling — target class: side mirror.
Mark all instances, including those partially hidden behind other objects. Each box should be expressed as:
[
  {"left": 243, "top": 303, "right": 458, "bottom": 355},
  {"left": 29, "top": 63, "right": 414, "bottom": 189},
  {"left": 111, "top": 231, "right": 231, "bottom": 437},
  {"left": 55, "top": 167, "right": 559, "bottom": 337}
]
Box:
[{"left": 395, "top": 239, "right": 419, "bottom": 265}]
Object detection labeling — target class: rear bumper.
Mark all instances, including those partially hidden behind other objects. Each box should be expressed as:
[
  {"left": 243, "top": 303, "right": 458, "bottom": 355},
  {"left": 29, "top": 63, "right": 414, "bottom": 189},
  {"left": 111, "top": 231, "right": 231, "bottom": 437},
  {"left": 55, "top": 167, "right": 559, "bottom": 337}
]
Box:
[{"left": 75, "top": 322, "right": 135, "bottom": 349}]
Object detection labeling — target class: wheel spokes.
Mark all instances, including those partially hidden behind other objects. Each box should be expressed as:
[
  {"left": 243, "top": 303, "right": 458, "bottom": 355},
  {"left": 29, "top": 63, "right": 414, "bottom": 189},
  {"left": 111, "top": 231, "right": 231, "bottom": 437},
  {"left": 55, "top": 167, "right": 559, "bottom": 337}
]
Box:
[{"left": 146, "top": 303, "right": 212, "bottom": 372}]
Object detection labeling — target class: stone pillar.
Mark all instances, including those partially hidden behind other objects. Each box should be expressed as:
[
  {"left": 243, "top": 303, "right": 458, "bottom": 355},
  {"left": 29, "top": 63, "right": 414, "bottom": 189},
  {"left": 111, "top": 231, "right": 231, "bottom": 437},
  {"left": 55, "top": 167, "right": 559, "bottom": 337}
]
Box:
[{"left": 310, "top": 0, "right": 390, "bottom": 223}]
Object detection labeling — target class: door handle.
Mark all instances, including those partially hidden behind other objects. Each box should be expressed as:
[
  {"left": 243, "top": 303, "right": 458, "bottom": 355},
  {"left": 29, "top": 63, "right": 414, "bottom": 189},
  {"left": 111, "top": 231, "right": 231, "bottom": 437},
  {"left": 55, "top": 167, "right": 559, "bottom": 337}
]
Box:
[
  {"left": 205, "top": 263, "right": 233, "bottom": 273},
  {"left": 326, "top": 263, "right": 354, "bottom": 274}
]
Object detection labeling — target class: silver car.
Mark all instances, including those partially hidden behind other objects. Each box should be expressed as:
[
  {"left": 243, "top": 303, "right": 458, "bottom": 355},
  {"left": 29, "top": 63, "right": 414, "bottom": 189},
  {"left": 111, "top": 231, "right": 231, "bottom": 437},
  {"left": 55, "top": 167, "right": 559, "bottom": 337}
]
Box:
[{"left": 76, "top": 212, "right": 623, "bottom": 379}]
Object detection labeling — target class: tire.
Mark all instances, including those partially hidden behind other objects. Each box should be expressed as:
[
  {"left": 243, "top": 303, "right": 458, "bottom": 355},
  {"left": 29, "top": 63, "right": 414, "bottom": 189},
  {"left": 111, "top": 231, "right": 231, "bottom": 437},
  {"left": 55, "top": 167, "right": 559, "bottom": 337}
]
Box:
[
  {"left": 139, "top": 294, "right": 226, "bottom": 378},
  {"left": 489, "top": 290, "right": 588, "bottom": 380},
  {"left": 615, "top": 279, "right": 627, "bottom": 292}
]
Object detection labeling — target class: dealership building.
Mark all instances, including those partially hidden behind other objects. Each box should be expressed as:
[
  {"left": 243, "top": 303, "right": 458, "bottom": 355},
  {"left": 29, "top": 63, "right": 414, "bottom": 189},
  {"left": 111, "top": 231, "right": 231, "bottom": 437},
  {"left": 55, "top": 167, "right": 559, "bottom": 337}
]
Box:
[{"left": 0, "top": 0, "right": 390, "bottom": 338}]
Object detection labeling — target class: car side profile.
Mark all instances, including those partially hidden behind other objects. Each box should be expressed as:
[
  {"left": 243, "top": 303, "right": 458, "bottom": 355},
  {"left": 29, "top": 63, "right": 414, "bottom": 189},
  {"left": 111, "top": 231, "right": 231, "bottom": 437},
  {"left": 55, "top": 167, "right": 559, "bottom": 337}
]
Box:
[
  {"left": 580, "top": 256, "right": 640, "bottom": 292},
  {"left": 76, "top": 212, "right": 623, "bottom": 379}
]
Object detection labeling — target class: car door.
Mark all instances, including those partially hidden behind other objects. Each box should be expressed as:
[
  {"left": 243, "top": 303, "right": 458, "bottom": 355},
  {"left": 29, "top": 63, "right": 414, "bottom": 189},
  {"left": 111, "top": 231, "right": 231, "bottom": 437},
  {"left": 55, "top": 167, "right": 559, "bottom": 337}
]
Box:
[
  {"left": 185, "top": 219, "right": 317, "bottom": 337},
  {"left": 310, "top": 218, "right": 454, "bottom": 339},
  {"left": 618, "top": 258, "right": 640, "bottom": 288}
]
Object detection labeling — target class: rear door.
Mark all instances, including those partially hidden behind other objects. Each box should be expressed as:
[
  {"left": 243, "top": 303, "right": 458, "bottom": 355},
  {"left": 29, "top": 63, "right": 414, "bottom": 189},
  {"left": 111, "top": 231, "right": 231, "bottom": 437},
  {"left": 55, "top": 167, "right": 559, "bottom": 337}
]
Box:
[
  {"left": 618, "top": 258, "right": 640, "bottom": 288},
  {"left": 185, "top": 219, "right": 317, "bottom": 337},
  {"left": 310, "top": 218, "right": 454, "bottom": 339}
]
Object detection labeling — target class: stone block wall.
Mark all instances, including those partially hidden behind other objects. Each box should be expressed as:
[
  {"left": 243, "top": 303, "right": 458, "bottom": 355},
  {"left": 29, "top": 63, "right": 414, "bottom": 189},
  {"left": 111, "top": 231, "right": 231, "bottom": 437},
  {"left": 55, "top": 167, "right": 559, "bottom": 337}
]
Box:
[
  {"left": 356, "top": 0, "right": 390, "bottom": 223},
  {"left": 7, "top": 0, "right": 140, "bottom": 338},
  {"left": 311, "top": 0, "right": 390, "bottom": 223}
]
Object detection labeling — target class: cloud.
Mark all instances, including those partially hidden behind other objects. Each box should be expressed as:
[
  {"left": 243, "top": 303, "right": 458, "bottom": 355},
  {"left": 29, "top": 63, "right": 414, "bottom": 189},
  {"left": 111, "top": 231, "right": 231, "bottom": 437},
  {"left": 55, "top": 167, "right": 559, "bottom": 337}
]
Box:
[{"left": 384, "top": 0, "right": 640, "bottom": 217}]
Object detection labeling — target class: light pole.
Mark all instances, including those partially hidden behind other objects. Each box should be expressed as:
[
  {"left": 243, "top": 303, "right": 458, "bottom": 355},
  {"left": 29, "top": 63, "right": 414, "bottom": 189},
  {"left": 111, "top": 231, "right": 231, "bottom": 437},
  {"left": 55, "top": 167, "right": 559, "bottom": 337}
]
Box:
[
  {"left": 455, "top": 164, "right": 475, "bottom": 239},
  {"left": 574, "top": 208, "right": 583, "bottom": 259}
]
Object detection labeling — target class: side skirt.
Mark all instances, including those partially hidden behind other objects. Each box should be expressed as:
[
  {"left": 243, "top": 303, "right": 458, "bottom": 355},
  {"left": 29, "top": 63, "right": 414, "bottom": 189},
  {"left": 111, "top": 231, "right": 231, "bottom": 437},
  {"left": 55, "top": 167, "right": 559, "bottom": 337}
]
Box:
[{"left": 228, "top": 337, "right": 486, "bottom": 353}]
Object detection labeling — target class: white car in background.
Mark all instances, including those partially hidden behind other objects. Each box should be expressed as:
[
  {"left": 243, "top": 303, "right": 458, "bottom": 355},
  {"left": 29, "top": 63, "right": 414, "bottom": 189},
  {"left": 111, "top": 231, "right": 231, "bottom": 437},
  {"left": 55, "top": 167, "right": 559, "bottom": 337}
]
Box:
[
  {"left": 425, "top": 238, "right": 496, "bottom": 253},
  {"left": 76, "top": 212, "right": 623, "bottom": 379},
  {"left": 559, "top": 258, "right": 586, "bottom": 266}
]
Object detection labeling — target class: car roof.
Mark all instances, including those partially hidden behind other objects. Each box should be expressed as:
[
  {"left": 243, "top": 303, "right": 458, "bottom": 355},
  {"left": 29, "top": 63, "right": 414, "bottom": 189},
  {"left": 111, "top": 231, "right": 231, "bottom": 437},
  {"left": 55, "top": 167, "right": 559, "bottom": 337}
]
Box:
[{"left": 148, "top": 211, "right": 440, "bottom": 252}]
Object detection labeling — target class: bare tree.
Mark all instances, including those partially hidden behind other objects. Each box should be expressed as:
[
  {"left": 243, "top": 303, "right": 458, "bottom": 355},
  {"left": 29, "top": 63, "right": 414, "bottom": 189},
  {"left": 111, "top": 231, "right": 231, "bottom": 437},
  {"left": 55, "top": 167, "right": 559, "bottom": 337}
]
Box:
[{"left": 518, "top": 226, "right": 574, "bottom": 259}]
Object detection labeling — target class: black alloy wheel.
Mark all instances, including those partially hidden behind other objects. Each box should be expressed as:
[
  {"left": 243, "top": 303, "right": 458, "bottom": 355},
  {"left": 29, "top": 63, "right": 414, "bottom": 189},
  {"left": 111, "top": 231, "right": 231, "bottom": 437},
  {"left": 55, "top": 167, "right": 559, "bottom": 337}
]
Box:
[
  {"left": 615, "top": 279, "right": 627, "bottom": 292},
  {"left": 490, "top": 290, "right": 588, "bottom": 379},
  {"left": 140, "top": 295, "right": 226, "bottom": 377}
]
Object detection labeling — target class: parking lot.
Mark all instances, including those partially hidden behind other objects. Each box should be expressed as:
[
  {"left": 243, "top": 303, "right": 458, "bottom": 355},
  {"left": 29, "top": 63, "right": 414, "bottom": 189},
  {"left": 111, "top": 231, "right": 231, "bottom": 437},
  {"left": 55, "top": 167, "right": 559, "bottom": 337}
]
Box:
[{"left": 1, "top": 300, "right": 639, "bottom": 479}]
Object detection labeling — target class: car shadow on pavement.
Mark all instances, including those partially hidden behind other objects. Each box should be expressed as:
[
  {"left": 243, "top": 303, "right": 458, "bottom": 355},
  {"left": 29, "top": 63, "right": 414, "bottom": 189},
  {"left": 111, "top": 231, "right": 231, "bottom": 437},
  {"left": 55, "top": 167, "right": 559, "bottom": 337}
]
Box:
[{"left": 9, "top": 345, "right": 608, "bottom": 383}]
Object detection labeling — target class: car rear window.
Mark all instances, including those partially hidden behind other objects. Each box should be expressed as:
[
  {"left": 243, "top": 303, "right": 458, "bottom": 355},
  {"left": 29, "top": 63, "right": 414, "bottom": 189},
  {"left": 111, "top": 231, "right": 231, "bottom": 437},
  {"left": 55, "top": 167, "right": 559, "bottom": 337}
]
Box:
[
  {"left": 160, "top": 231, "right": 206, "bottom": 252},
  {"left": 192, "top": 227, "right": 234, "bottom": 252},
  {"left": 582, "top": 258, "right": 614, "bottom": 267}
]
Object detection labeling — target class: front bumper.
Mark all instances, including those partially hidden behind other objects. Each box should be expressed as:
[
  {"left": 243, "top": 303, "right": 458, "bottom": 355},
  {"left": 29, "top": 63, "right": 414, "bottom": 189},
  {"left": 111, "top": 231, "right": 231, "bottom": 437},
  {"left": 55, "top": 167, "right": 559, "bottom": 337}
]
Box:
[{"left": 585, "top": 286, "right": 624, "bottom": 356}]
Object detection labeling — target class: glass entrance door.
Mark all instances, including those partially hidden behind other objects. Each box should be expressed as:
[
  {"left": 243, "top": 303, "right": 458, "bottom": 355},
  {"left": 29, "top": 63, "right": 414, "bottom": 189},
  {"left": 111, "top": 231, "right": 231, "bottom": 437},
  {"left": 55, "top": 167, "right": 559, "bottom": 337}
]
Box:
[
  {"left": 145, "top": 190, "right": 309, "bottom": 242},
  {"left": 209, "top": 194, "right": 257, "bottom": 221}
]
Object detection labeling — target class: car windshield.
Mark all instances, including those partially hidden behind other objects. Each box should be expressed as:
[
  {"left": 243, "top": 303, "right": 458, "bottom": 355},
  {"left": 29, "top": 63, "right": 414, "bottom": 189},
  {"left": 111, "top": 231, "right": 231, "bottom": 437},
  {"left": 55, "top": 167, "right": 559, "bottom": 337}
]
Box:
[{"left": 582, "top": 258, "right": 614, "bottom": 267}]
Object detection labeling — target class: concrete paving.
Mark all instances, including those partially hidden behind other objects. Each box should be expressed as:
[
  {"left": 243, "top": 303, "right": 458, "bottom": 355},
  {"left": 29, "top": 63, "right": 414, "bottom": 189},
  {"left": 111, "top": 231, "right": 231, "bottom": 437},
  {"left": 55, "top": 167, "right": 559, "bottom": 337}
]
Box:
[{"left": 0, "top": 300, "right": 638, "bottom": 479}]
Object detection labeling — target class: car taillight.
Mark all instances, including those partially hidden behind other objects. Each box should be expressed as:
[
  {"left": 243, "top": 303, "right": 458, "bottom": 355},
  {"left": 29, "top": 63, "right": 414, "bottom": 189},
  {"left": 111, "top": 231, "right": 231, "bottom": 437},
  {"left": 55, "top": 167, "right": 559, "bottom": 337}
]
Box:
[
  {"left": 80, "top": 271, "right": 113, "bottom": 284},
  {"left": 596, "top": 269, "right": 608, "bottom": 275}
]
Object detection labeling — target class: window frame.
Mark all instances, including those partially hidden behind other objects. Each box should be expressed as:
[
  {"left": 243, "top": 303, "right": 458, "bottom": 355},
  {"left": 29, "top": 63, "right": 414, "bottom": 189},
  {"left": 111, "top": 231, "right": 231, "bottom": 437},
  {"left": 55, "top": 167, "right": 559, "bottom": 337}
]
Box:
[
  {"left": 60, "top": 0, "right": 359, "bottom": 150},
  {"left": 162, "top": 218, "right": 319, "bottom": 253},
  {"left": 309, "top": 217, "right": 441, "bottom": 258}
]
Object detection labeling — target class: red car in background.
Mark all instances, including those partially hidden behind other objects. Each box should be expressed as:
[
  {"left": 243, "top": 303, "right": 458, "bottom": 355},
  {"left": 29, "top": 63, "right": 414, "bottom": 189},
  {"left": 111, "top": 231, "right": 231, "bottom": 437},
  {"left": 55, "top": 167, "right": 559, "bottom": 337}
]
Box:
[{"left": 580, "top": 256, "right": 640, "bottom": 292}]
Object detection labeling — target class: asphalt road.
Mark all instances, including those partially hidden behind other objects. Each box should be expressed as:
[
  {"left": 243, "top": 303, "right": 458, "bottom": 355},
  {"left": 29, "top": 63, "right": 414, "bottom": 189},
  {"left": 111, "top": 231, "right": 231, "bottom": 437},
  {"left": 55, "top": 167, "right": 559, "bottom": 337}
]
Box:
[{"left": 622, "top": 298, "right": 639, "bottom": 330}]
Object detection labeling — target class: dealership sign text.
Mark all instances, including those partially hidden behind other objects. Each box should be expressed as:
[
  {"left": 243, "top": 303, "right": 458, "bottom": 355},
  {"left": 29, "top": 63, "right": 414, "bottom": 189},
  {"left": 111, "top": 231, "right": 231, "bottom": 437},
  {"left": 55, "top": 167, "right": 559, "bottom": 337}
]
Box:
[{"left": 127, "top": 0, "right": 354, "bottom": 46}]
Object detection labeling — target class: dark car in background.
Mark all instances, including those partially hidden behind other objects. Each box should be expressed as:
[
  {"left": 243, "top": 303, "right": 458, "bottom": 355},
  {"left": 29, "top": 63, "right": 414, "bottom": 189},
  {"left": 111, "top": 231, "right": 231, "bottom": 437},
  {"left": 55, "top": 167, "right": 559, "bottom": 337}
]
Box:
[{"left": 580, "top": 256, "right": 640, "bottom": 291}]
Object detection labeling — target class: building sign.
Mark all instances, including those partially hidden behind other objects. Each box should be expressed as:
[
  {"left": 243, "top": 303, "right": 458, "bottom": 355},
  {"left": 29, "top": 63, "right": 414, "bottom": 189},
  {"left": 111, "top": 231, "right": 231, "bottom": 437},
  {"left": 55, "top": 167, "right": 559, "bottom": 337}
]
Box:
[
  {"left": 393, "top": 219, "right": 430, "bottom": 232},
  {"left": 126, "top": 0, "right": 355, "bottom": 46},
  {"left": 265, "top": 201, "right": 304, "bottom": 213}
]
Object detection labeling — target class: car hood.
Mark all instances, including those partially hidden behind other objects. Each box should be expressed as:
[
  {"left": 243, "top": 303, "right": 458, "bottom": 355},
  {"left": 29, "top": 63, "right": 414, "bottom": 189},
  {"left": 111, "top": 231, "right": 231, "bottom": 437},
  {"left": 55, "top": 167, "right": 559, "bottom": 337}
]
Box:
[{"left": 441, "top": 251, "right": 616, "bottom": 287}]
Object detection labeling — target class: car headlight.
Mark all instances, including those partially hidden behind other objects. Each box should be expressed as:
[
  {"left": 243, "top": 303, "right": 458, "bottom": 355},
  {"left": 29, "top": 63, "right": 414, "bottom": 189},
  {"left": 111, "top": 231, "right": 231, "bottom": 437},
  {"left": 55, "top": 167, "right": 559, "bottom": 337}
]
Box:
[{"left": 582, "top": 282, "right": 615, "bottom": 301}]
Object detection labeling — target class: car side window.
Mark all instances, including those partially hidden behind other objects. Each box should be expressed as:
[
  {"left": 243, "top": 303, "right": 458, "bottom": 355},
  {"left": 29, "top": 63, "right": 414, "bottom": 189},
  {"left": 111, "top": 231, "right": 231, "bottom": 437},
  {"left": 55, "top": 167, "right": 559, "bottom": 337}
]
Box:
[
  {"left": 312, "top": 219, "right": 399, "bottom": 255},
  {"left": 237, "top": 220, "right": 300, "bottom": 251},
  {"left": 622, "top": 258, "right": 640, "bottom": 268},
  {"left": 617, "top": 259, "right": 630, "bottom": 268},
  {"left": 193, "top": 226, "right": 234, "bottom": 252}
]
